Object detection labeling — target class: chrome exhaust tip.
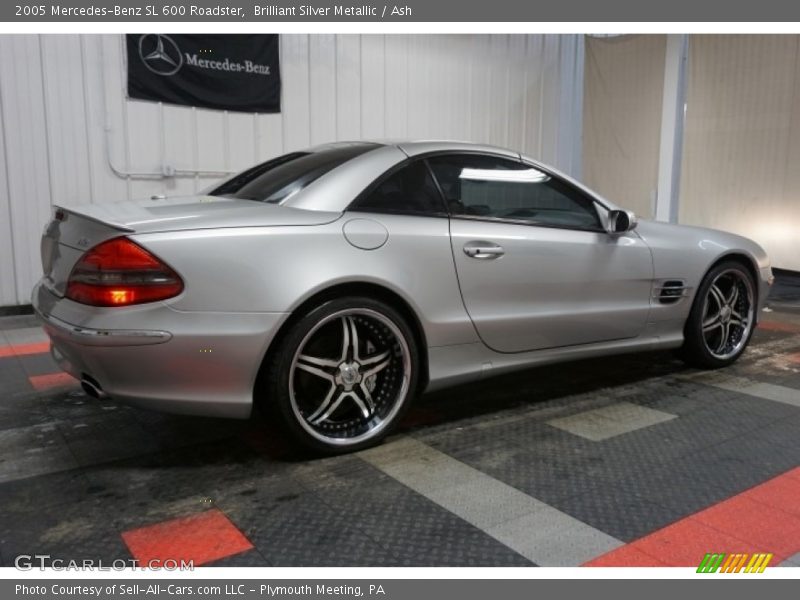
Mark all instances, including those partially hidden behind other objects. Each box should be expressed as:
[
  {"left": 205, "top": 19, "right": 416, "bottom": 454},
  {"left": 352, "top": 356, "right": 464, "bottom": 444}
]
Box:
[{"left": 80, "top": 375, "right": 108, "bottom": 400}]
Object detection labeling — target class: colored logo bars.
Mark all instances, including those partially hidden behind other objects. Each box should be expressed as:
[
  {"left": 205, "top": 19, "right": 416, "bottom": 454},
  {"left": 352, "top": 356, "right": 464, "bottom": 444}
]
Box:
[{"left": 697, "top": 552, "right": 773, "bottom": 573}]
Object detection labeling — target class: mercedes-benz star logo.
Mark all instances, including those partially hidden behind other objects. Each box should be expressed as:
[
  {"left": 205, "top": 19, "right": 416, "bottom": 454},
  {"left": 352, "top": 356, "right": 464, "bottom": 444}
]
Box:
[{"left": 138, "top": 34, "right": 183, "bottom": 76}]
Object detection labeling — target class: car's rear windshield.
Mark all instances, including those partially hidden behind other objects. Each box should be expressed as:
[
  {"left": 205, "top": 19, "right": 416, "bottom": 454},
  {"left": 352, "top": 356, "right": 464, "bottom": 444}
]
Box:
[{"left": 209, "top": 143, "right": 380, "bottom": 203}]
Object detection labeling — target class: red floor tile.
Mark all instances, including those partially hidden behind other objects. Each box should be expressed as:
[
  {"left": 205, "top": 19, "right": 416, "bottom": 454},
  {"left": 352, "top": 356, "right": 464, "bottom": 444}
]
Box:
[
  {"left": 586, "top": 545, "right": 669, "bottom": 567},
  {"left": 786, "top": 468, "right": 800, "bottom": 483},
  {"left": 584, "top": 468, "right": 800, "bottom": 567},
  {"left": 747, "top": 470, "right": 800, "bottom": 518},
  {"left": 757, "top": 320, "right": 800, "bottom": 334},
  {"left": 621, "top": 519, "right": 753, "bottom": 567},
  {"left": 0, "top": 341, "right": 50, "bottom": 358},
  {"left": 691, "top": 496, "right": 800, "bottom": 561},
  {"left": 28, "top": 372, "right": 76, "bottom": 391},
  {"left": 122, "top": 509, "right": 253, "bottom": 567},
  {"left": 741, "top": 468, "right": 800, "bottom": 517}
]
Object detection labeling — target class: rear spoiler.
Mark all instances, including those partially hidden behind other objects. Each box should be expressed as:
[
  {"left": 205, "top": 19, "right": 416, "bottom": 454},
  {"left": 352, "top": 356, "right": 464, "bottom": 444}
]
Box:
[{"left": 54, "top": 205, "right": 135, "bottom": 233}]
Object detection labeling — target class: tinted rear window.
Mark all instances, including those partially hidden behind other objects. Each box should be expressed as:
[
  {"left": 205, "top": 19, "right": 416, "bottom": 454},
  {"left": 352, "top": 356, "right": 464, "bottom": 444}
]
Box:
[
  {"left": 210, "top": 144, "right": 380, "bottom": 203},
  {"left": 350, "top": 160, "right": 447, "bottom": 216}
]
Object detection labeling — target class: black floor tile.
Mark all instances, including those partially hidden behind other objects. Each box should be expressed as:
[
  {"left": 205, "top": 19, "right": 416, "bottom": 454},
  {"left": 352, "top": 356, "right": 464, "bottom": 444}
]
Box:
[
  {"left": 56, "top": 412, "right": 160, "bottom": 468},
  {"left": 0, "top": 497, "right": 131, "bottom": 567},
  {"left": 204, "top": 548, "right": 271, "bottom": 567},
  {"left": 0, "top": 358, "right": 34, "bottom": 396},
  {"left": 298, "top": 456, "right": 533, "bottom": 566},
  {"left": 40, "top": 389, "right": 129, "bottom": 421},
  {"left": 553, "top": 492, "right": 682, "bottom": 542},
  {"left": 0, "top": 469, "right": 94, "bottom": 511},
  {"left": 17, "top": 352, "right": 60, "bottom": 377},
  {"left": 224, "top": 490, "right": 403, "bottom": 566},
  {"left": 81, "top": 438, "right": 273, "bottom": 529}
]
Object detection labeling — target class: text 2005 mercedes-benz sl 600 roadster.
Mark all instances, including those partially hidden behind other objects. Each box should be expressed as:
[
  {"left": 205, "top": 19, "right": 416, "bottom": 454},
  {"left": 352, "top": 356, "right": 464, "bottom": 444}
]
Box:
[{"left": 33, "top": 141, "right": 773, "bottom": 453}]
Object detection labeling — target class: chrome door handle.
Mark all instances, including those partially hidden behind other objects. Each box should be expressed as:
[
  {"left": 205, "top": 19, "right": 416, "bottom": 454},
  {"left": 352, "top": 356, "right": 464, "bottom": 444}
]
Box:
[{"left": 463, "top": 242, "right": 505, "bottom": 259}]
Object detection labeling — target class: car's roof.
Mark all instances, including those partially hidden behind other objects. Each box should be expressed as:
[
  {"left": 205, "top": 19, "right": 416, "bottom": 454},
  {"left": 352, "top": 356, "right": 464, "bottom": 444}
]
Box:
[
  {"left": 307, "top": 139, "right": 519, "bottom": 158},
  {"left": 283, "top": 140, "right": 620, "bottom": 214}
]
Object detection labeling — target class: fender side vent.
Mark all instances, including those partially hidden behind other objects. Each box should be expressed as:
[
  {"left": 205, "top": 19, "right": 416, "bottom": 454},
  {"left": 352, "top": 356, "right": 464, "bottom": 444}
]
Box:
[{"left": 655, "top": 280, "right": 688, "bottom": 304}]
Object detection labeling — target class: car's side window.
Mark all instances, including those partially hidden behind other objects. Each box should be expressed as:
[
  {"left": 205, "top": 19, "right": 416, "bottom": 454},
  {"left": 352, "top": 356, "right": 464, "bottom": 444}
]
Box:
[
  {"left": 350, "top": 160, "right": 448, "bottom": 216},
  {"left": 426, "top": 154, "right": 603, "bottom": 231}
]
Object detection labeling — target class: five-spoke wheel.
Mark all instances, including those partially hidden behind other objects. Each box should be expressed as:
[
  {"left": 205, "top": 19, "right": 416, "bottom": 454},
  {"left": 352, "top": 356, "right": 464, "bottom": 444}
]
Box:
[
  {"left": 267, "top": 298, "right": 418, "bottom": 453},
  {"left": 681, "top": 261, "right": 756, "bottom": 368}
]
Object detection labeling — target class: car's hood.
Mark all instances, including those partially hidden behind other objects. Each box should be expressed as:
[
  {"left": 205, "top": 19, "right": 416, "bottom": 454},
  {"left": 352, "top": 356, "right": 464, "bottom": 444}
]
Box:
[
  {"left": 55, "top": 195, "right": 342, "bottom": 234},
  {"left": 636, "top": 219, "right": 765, "bottom": 252},
  {"left": 635, "top": 219, "right": 771, "bottom": 271}
]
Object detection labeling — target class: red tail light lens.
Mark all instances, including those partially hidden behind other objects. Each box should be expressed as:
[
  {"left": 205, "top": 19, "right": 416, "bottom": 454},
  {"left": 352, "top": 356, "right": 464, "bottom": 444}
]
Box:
[{"left": 66, "top": 237, "right": 183, "bottom": 307}]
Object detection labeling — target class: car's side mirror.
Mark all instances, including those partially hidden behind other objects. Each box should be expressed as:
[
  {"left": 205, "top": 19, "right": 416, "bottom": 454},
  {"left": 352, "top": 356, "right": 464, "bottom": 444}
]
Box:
[{"left": 607, "top": 210, "right": 638, "bottom": 234}]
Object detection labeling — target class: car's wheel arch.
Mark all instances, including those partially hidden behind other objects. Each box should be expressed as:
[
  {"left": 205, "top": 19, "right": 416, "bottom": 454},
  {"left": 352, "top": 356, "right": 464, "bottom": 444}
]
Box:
[
  {"left": 253, "top": 280, "right": 430, "bottom": 408},
  {"left": 696, "top": 251, "right": 761, "bottom": 309}
]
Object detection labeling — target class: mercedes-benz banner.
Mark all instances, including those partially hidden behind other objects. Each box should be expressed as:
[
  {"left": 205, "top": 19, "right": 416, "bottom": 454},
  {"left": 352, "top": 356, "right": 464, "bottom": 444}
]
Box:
[{"left": 127, "top": 34, "right": 281, "bottom": 112}]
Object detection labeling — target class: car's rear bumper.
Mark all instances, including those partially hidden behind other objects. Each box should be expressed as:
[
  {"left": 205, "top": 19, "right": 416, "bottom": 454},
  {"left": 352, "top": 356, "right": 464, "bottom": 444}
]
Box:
[{"left": 32, "top": 281, "right": 288, "bottom": 419}]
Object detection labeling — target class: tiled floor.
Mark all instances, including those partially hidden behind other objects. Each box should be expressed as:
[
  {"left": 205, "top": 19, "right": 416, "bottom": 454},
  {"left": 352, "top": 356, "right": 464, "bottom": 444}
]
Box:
[{"left": 1, "top": 288, "right": 799, "bottom": 567}]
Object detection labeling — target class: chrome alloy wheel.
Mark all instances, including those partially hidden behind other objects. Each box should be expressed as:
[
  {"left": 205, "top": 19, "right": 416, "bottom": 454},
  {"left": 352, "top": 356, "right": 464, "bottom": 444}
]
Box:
[
  {"left": 288, "top": 308, "right": 411, "bottom": 446},
  {"left": 701, "top": 268, "right": 755, "bottom": 360}
]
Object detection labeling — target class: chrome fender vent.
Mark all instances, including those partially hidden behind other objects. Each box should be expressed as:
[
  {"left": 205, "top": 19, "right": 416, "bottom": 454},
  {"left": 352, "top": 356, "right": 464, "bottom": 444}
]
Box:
[{"left": 654, "top": 280, "right": 689, "bottom": 304}]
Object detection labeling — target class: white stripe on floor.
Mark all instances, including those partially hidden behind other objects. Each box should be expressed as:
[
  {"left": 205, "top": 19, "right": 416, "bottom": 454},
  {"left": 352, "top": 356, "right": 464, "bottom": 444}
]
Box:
[
  {"left": 680, "top": 372, "right": 800, "bottom": 408},
  {"left": 359, "top": 436, "right": 622, "bottom": 566}
]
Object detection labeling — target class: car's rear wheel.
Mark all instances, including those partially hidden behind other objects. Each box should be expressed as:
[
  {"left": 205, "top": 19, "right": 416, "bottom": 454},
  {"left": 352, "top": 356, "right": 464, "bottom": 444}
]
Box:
[
  {"left": 267, "top": 297, "right": 418, "bottom": 454},
  {"left": 680, "top": 260, "right": 756, "bottom": 368}
]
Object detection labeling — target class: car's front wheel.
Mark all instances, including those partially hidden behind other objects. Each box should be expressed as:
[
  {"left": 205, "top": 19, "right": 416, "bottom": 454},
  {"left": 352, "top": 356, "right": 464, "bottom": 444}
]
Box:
[
  {"left": 680, "top": 260, "right": 757, "bottom": 369},
  {"left": 266, "top": 297, "right": 418, "bottom": 454}
]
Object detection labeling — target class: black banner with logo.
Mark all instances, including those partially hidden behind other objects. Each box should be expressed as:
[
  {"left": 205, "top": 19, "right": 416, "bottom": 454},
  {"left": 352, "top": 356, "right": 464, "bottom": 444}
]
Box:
[{"left": 126, "top": 34, "right": 280, "bottom": 113}]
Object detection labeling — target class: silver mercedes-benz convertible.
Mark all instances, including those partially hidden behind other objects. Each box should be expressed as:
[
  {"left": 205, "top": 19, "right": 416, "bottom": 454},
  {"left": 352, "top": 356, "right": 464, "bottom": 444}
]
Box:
[{"left": 33, "top": 141, "right": 773, "bottom": 453}]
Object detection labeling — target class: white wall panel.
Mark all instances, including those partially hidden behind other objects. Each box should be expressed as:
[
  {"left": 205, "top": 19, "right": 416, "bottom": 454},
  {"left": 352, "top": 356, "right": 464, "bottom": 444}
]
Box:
[
  {"left": 335, "top": 35, "right": 362, "bottom": 140},
  {"left": 309, "top": 35, "right": 337, "bottom": 145},
  {"left": 582, "top": 35, "right": 666, "bottom": 219},
  {"left": 0, "top": 84, "right": 16, "bottom": 306},
  {"left": 281, "top": 35, "right": 312, "bottom": 151},
  {"left": 86, "top": 36, "right": 127, "bottom": 205},
  {"left": 0, "top": 33, "right": 582, "bottom": 306},
  {"left": 383, "top": 35, "right": 408, "bottom": 139},
  {"left": 195, "top": 108, "right": 226, "bottom": 172},
  {"left": 360, "top": 36, "right": 386, "bottom": 139},
  {"left": 0, "top": 36, "right": 53, "bottom": 306},
  {"left": 162, "top": 103, "right": 195, "bottom": 173},
  {"left": 679, "top": 35, "right": 800, "bottom": 272}
]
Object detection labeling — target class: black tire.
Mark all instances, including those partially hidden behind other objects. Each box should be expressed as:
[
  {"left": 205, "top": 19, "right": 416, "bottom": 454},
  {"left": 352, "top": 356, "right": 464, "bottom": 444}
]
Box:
[
  {"left": 265, "top": 296, "right": 419, "bottom": 454},
  {"left": 679, "top": 260, "right": 757, "bottom": 369}
]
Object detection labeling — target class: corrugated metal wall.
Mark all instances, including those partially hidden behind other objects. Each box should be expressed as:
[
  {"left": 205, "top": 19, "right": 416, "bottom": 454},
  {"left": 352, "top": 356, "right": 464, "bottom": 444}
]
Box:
[{"left": 0, "top": 34, "right": 583, "bottom": 307}]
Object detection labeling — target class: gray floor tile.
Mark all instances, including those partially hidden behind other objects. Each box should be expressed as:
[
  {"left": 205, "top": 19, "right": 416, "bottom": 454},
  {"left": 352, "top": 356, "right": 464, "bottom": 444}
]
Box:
[
  {"left": 547, "top": 402, "right": 676, "bottom": 441},
  {"left": 2, "top": 327, "right": 47, "bottom": 346},
  {"left": 0, "top": 423, "right": 78, "bottom": 483}
]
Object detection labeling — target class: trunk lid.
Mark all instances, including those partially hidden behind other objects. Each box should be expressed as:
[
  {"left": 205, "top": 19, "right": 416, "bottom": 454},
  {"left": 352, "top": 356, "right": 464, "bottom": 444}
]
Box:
[{"left": 40, "top": 195, "right": 341, "bottom": 296}]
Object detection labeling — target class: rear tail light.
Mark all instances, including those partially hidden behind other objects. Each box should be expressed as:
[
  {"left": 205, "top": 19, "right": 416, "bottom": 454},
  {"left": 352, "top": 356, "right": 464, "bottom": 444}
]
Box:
[{"left": 66, "top": 237, "right": 183, "bottom": 307}]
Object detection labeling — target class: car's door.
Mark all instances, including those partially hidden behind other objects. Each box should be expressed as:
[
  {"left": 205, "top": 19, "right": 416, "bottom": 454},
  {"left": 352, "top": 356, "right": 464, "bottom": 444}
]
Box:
[
  {"left": 345, "top": 159, "right": 473, "bottom": 348},
  {"left": 426, "top": 153, "right": 654, "bottom": 353}
]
